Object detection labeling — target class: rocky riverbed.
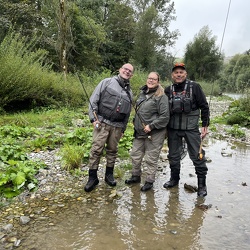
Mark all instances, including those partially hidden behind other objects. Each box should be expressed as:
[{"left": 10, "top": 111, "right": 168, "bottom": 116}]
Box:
[{"left": 0, "top": 99, "right": 250, "bottom": 249}]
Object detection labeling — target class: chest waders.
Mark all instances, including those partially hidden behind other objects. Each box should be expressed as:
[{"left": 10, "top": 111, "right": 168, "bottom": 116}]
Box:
[{"left": 164, "top": 81, "right": 208, "bottom": 197}]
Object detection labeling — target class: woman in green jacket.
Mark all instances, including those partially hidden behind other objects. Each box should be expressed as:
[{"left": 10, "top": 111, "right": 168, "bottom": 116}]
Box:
[{"left": 125, "top": 72, "right": 170, "bottom": 191}]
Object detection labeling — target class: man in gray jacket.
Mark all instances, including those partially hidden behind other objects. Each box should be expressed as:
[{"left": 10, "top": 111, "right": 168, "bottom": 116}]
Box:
[{"left": 84, "top": 63, "right": 134, "bottom": 192}]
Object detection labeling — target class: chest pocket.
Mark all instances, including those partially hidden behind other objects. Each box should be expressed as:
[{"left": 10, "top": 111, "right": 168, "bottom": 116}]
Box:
[{"left": 99, "top": 87, "right": 131, "bottom": 122}]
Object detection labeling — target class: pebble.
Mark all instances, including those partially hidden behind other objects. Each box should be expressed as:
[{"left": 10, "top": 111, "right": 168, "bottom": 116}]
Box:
[{"left": 20, "top": 216, "right": 30, "bottom": 225}]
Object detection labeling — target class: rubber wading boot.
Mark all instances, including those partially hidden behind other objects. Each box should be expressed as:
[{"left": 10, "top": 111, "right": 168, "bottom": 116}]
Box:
[
  {"left": 141, "top": 182, "right": 153, "bottom": 192},
  {"left": 197, "top": 177, "right": 207, "bottom": 197},
  {"left": 163, "top": 170, "right": 180, "bottom": 189},
  {"left": 84, "top": 169, "right": 99, "bottom": 192},
  {"left": 125, "top": 175, "right": 141, "bottom": 184},
  {"left": 105, "top": 167, "right": 117, "bottom": 186}
]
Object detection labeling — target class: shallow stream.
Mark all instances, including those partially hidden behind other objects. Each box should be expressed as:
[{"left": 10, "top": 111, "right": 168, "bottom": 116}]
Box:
[{"left": 15, "top": 138, "right": 250, "bottom": 250}]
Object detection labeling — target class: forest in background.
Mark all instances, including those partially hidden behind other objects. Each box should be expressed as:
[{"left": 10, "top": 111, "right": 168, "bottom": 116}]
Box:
[{"left": 0, "top": 0, "right": 249, "bottom": 112}]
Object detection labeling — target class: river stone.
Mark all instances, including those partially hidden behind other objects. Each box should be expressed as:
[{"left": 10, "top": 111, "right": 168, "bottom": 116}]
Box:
[
  {"left": 2, "top": 224, "right": 13, "bottom": 233},
  {"left": 20, "top": 216, "right": 31, "bottom": 225}
]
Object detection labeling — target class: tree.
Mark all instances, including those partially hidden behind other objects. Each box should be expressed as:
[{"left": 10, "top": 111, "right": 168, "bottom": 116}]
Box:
[
  {"left": 184, "top": 26, "right": 223, "bottom": 81},
  {"left": 220, "top": 54, "right": 250, "bottom": 92},
  {"left": 102, "top": 1, "right": 136, "bottom": 71},
  {"left": 132, "top": 0, "right": 179, "bottom": 71},
  {"left": 0, "top": 0, "right": 45, "bottom": 42}
]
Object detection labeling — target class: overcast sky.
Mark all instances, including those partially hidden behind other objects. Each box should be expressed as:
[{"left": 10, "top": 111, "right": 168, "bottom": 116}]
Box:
[{"left": 169, "top": 0, "right": 249, "bottom": 58}]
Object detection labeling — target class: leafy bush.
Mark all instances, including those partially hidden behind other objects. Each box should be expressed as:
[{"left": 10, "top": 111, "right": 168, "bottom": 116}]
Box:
[
  {"left": 0, "top": 32, "right": 84, "bottom": 111},
  {"left": 225, "top": 124, "right": 246, "bottom": 138},
  {"left": 239, "top": 95, "right": 250, "bottom": 113},
  {"left": 226, "top": 111, "right": 250, "bottom": 127},
  {"left": 0, "top": 159, "right": 46, "bottom": 198},
  {"left": 225, "top": 97, "right": 250, "bottom": 128}
]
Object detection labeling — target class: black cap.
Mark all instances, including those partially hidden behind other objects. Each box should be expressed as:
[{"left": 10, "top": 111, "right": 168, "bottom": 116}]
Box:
[{"left": 172, "top": 63, "right": 186, "bottom": 72}]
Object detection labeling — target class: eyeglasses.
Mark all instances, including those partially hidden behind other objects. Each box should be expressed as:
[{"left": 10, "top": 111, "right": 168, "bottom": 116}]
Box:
[
  {"left": 147, "top": 77, "right": 158, "bottom": 81},
  {"left": 122, "top": 67, "right": 133, "bottom": 73}
]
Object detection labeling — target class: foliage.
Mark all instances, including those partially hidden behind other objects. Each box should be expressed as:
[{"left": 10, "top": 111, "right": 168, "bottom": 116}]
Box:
[
  {"left": 69, "top": 1, "right": 107, "bottom": 72},
  {"left": 225, "top": 124, "right": 246, "bottom": 139},
  {"left": 0, "top": 0, "right": 45, "bottom": 42},
  {"left": 0, "top": 32, "right": 84, "bottom": 110},
  {"left": 218, "top": 54, "right": 250, "bottom": 92},
  {"left": 0, "top": 108, "right": 136, "bottom": 198},
  {"left": 118, "top": 124, "right": 134, "bottom": 159},
  {"left": 0, "top": 159, "right": 45, "bottom": 198},
  {"left": 184, "top": 26, "right": 223, "bottom": 81},
  {"left": 132, "top": 0, "right": 178, "bottom": 71},
  {"left": 220, "top": 96, "right": 250, "bottom": 128},
  {"left": 102, "top": 1, "right": 136, "bottom": 70},
  {"left": 226, "top": 111, "right": 250, "bottom": 127},
  {"left": 238, "top": 94, "right": 250, "bottom": 113},
  {"left": 59, "top": 144, "right": 85, "bottom": 171},
  {"left": 0, "top": 0, "right": 179, "bottom": 73},
  {"left": 197, "top": 81, "right": 221, "bottom": 97},
  {"left": 114, "top": 162, "right": 132, "bottom": 179}
]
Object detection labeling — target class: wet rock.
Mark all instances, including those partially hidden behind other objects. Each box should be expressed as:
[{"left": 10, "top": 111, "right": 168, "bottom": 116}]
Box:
[
  {"left": 221, "top": 148, "right": 233, "bottom": 157},
  {"left": 169, "top": 230, "right": 177, "bottom": 235},
  {"left": 195, "top": 204, "right": 212, "bottom": 210},
  {"left": 184, "top": 183, "right": 198, "bottom": 193},
  {"left": 206, "top": 157, "right": 212, "bottom": 163},
  {"left": 6, "top": 236, "right": 17, "bottom": 243}
]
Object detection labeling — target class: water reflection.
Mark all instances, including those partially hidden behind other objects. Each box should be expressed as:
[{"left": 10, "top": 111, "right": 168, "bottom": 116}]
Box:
[{"left": 112, "top": 182, "right": 207, "bottom": 250}]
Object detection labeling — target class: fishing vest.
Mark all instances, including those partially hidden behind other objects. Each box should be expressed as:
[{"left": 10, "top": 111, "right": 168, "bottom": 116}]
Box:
[
  {"left": 168, "top": 81, "right": 200, "bottom": 130},
  {"left": 98, "top": 78, "right": 132, "bottom": 122}
]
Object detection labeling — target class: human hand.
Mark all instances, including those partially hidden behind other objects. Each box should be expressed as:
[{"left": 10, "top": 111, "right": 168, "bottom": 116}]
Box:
[
  {"left": 201, "top": 127, "right": 208, "bottom": 139},
  {"left": 93, "top": 121, "right": 101, "bottom": 129},
  {"left": 144, "top": 124, "right": 151, "bottom": 133}
]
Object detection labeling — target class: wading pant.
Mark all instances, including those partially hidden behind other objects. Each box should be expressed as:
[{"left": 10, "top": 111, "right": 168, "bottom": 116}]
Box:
[
  {"left": 130, "top": 128, "right": 167, "bottom": 183},
  {"left": 167, "top": 128, "right": 208, "bottom": 178},
  {"left": 88, "top": 123, "right": 123, "bottom": 170}
]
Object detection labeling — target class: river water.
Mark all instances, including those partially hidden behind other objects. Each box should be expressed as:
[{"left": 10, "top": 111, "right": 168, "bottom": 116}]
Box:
[{"left": 15, "top": 137, "right": 250, "bottom": 250}]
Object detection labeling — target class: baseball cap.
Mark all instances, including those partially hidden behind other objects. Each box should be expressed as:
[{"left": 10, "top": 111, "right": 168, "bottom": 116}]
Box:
[{"left": 172, "top": 63, "right": 186, "bottom": 72}]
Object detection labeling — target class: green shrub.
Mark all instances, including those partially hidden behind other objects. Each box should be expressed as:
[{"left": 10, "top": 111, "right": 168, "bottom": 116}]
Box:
[
  {"left": 0, "top": 32, "right": 84, "bottom": 110},
  {"left": 0, "top": 159, "right": 46, "bottom": 198},
  {"left": 239, "top": 95, "right": 250, "bottom": 113},
  {"left": 225, "top": 124, "right": 246, "bottom": 138},
  {"left": 226, "top": 111, "right": 249, "bottom": 127}
]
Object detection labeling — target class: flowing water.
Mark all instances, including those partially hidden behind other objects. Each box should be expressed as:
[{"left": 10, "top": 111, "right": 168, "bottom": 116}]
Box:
[{"left": 8, "top": 138, "right": 250, "bottom": 250}]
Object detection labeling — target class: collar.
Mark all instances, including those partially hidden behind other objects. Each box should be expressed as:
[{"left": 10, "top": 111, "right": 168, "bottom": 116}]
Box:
[
  {"left": 117, "top": 75, "right": 130, "bottom": 89},
  {"left": 141, "top": 85, "right": 158, "bottom": 94}
]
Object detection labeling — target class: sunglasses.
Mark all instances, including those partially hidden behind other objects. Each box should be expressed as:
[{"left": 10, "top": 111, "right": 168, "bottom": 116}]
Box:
[{"left": 174, "top": 63, "right": 185, "bottom": 67}]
